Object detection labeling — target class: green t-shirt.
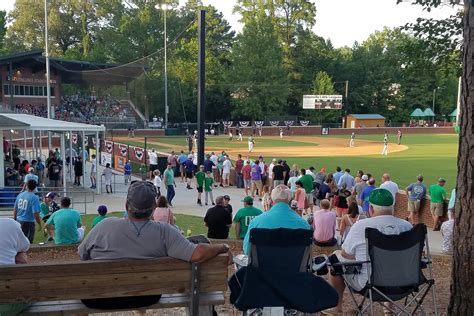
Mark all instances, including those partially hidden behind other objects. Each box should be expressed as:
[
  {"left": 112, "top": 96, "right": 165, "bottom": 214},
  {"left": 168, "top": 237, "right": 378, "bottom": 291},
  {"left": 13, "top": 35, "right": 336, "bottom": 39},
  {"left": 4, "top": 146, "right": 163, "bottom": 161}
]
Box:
[
  {"left": 40, "top": 202, "right": 49, "bottom": 219},
  {"left": 196, "top": 171, "right": 205, "bottom": 187},
  {"left": 204, "top": 177, "right": 214, "bottom": 191},
  {"left": 163, "top": 168, "right": 174, "bottom": 186},
  {"left": 46, "top": 208, "right": 82, "bottom": 245},
  {"left": 233, "top": 206, "right": 263, "bottom": 239},
  {"left": 299, "top": 174, "right": 313, "bottom": 193},
  {"left": 429, "top": 184, "right": 447, "bottom": 203},
  {"left": 92, "top": 215, "right": 108, "bottom": 228}
]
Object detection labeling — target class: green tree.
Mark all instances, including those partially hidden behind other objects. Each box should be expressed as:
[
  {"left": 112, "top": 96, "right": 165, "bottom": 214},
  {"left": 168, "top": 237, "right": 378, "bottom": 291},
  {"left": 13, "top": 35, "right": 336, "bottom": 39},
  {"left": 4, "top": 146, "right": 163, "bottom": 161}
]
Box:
[
  {"left": 313, "top": 71, "right": 335, "bottom": 94},
  {"left": 230, "top": 12, "right": 288, "bottom": 120},
  {"left": 0, "top": 10, "right": 6, "bottom": 51}
]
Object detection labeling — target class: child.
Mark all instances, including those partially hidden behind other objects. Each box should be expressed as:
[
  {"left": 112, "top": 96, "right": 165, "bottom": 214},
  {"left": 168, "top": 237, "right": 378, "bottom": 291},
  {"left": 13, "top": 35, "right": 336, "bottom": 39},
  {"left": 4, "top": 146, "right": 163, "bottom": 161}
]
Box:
[
  {"left": 204, "top": 171, "right": 215, "bottom": 206},
  {"left": 92, "top": 205, "right": 108, "bottom": 228},
  {"left": 195, "top": 165, "right": 205, "bottom": 206},
  {"left": 262, "top": 185, "right": 272, "bottom": 211},
  {"left": 295, "top": 181, "right": 306, "bottom": 213},
  {"left": 101, "top": 163, "right": 113, "bottom": 194},
  {"left": 124, "top": 160, "right": 132, "bottom": 185},
  {"left": 153, "top": 169, "right": 162, "bottom": 197}
]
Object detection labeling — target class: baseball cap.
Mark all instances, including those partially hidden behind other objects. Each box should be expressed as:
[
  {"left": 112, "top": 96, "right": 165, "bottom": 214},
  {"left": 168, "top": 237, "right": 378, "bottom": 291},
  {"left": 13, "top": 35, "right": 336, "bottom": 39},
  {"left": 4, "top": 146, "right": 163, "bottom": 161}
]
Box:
[
  {"left": 126, "top": 181, "right": 157, "bottom": 212},
  {"left": 97, "top": 205, "right": 108, "bottom": 213},
  {"left": 361, "top": 175, "right": 369, "bottom": 181},
  {"left": 28, "top": 167, "right": 34, "bottom": 172},
  {"left": 242, "top": 196, "right": 253, "bottom": 203},
  {"left": 290, "top": 200, "right": 298, "bottom": 208},
  {"left": 368, "top": 188, "right": 393, "bottom": 207},
  {"left": 320, "top": 167, "right": 327, "bottom": 173},
  {"left": 223, "top": 195, "right": 231, "bottom": 200},
  {"left": 438, "top": 177, "right": 446, "bottom": 182},
  {"left": 45, "top": 192, "right": 56, "bottom": 199}
]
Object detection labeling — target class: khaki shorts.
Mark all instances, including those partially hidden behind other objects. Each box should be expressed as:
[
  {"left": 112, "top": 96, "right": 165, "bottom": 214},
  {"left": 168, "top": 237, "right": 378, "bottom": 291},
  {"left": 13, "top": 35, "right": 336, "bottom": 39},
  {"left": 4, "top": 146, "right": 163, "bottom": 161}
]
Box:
[
  {"left": 306, "top": 193, "right": 314, "bottom": 206},
  {"left": 408, "top": 200, "right": 421, "bottom": 213},
  {"left": 430, "top": 202, "right": 444, "bottom": 217},
  {"left": 252, "top": 180, "right": 263, "bottom": 192},
  {"left": 222, "top": 172, "right": 230, "bottom": 180}
]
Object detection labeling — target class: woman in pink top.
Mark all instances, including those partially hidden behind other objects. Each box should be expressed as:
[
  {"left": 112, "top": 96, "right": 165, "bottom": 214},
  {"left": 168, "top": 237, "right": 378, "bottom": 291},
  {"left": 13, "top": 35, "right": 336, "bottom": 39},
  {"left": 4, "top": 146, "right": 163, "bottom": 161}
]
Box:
[
  {"left": 312, "top": 199, "right": 337, "bottom": 247},
  {"left": 152, "top": 196, "right": 175, "bottom": 225},
  {"left": 295, "top": 180, "right": 306, "bottom": 210}
]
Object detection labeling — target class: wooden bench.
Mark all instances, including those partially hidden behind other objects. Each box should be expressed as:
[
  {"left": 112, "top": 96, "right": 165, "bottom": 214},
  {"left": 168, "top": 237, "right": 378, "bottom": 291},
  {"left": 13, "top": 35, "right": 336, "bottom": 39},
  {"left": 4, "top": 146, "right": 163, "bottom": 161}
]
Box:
[{"left": 0, "top": 254, "right": 229, "bottom": 315}]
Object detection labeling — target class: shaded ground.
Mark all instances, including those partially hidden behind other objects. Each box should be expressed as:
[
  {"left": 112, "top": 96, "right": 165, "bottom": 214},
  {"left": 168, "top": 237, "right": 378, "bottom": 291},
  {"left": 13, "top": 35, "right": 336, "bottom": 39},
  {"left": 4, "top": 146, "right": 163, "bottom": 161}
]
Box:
[{"left": 28, "top": 244, "right": 450, "bottom": 315}]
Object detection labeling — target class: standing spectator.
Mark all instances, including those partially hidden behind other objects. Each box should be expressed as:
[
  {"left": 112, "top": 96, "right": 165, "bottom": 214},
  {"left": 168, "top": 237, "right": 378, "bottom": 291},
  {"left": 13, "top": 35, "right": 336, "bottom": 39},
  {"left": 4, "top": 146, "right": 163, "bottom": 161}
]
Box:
[
  {"left": 47, "top": 158, "right": 61, "bottom": 190},
  {"left": 204, "top": 196, "right": 232, "bottom": 239},
  {"left": 258, "top": 156, "right": 267, "bottom": 186},
  {"left": 153, "top": 196, "right": 175, "bottom": 225},
  {"left": 262, "top": 185, "right": 272, "bottom": 211},
  {"left": 23, "top": 167, "right": 38, "bottom": 191},
  {"left": 46, "top": 197, "right": 84, "bottom": 245},
  {"left": 235, "top": 154, "right": 244, "bottom": 188},
  {"left": 294, "top": 181, "right": 306, "bottom": 212},
  {"left": 272, "top": 160, "right": 286, "bottom": 187},
  {"left": 287, "top": 170, "right": 299, "bottom": 193},
  {"left": 333, "top": 166, "right": 344, "bottom": 185},
  {"left": 203, "top": 154, "right": 215, "bottom": 174},
  {"left": 36, "top": 158, "right": 45, "bottom": 185},
  {"left": 222, "top": 156, "right": 232, "bottom": 187},
  {"left": 429, "top": 178, "right": 447, "bottom": 231},
  {"left": 242, "top": 160, "right": 252, "bottom": 196},
  {"left": 360, "top": 178, "right": 377, "bottom": 214},
  {"left": 209, "top": 151, "right": 219, "bottom": 183},
  {"left": 223, "top": 195, "right": 233, "bottom": 214},
  {"left": 13, "top": 180, "right": 42, "bottom": 243},
  {"left": 299, "top": 168, "right": 314, "bottom": 213},
  {"left": 195, "top": 165, "right": 205, "bottom": 206},
  {"left": 306, "top": 166, "right": 317, "bottom": 181},
  {"left": 268, "top": 159, "right": 277, "bottom": 189},
  {"left": 312, "top": 199, "right": 337, "bottom": 247},
  {"left": 78, "top": 147, "right": 89, "bottom": 163},
  {"left": 92, "top": 205, "right": 108, "bottom": 228},
  {"left": 334, "top": 184, "right": 352, "bottom": 225},
  {"left": 441, "top": 208, "right": 454, "bottom": 255},
  {"left": 167, "top": 151, "right": 178, "bottom": 175},
  {"left": 289, "top": 164, "right": 299, "bottom": 178},
  {"left": 153, "top": 170, "right": 162, "bottom": 197},
  {"left": 204, "top": 171, "right": 215, "bottom": 206},
  {"left": 5, "top": 161, "right": 19, "bottom": 186},
  {"left": 243, "top": 185, "right": 311, "bottom": 254},
  {"left": 163, "top": 164, "right": 176, "bottom": 206},
  {"left": 353, "top": 174, "right": 369, "bottom": 204},
  {"left": 90, "top": 154, "right": 97, "bottom": 189},
  {"left": 250, "top": 160, "right": 263, "bottom": 200},
  {"left": 184, "top": 155, "right": 195, "bottom": 190},
  {"left": 317, "top": 178, "right": 332, "bottom": 206},
  {"left": 379, "top": 173, "right": 399, "bottom": 205},
  {"left": 405, "top": 175, "right": 427, "bottom": 224},
  {"left": 148, "top": 149, "right": 158, "bottom": 180},
  {"left": 282, "top": 160, "right": 291, "bottom": 185},
  {"left": 315, "top": 167, "right": 327, "bottom": 185},
  {"left": 102, "top": 163, "right": 114, "bottom": 194},
  {"left": 123, "top": 160, "right": 132, "bottom": 185},
  {"left": 234, "top": 196, "right": 263, "bottom": 240},
  {"left": 74, "top": 156, "right": 83, "bottom": 186},
  {"left": 177, "top": 150, "right": 188, "bottom": 182},
  {"left": 447, "top": 188, "right": 456, "bottom": 220},
  {"left": 338, "top": 168, "right": 355, "bottom": 191}
]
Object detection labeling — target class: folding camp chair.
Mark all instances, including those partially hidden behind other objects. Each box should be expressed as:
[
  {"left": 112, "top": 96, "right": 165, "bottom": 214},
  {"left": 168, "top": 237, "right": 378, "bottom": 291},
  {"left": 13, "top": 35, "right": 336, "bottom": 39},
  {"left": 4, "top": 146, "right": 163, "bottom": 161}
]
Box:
[
  {"left": 329, "top": 224, "right": 438, "bottom": 316},
  {"left": 229, "top": 228, "right": 338, "bottom": 315}
]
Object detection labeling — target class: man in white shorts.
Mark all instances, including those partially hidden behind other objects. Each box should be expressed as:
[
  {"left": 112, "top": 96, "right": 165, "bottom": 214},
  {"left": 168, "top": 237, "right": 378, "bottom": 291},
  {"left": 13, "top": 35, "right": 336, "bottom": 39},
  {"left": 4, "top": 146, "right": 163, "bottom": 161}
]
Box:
[
  {"left": 222, "top": 156, "right": 232, "bottom": 187},
  {"left": 324, "top": 189, "right": 411, "bottom": 314}
]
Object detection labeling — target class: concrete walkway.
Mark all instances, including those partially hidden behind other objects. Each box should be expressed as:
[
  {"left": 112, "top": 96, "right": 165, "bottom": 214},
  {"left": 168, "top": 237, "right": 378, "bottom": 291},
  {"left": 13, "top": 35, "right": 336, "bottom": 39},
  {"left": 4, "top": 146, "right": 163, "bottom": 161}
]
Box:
[{"left": 68, "top": 162, "right": 446, "bottom": 255}]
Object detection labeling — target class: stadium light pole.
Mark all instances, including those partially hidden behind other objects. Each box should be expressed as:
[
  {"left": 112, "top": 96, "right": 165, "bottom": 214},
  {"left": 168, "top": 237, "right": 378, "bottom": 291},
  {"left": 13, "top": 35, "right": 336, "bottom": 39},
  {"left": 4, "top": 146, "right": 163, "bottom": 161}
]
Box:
[
  {"left": 155, "top": 3, "right": 169, "bottom": 129},
  {"left": 44, "top": 0, "right": 52, "bottom": 150}
]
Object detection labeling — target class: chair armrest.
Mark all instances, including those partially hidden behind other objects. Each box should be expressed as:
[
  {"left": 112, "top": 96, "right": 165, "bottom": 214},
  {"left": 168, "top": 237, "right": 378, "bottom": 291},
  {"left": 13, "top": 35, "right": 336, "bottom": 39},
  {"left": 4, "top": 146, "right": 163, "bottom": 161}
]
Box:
[{"left": 328, "top": 260, "right": 370, "bottom": 267}]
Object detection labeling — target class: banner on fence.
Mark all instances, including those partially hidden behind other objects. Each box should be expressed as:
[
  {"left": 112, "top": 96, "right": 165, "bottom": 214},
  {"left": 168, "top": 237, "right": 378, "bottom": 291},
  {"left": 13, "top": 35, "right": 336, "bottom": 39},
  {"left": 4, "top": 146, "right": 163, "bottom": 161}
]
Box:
[
  {"left": 104, "top": 141, "right": 113, "bottom": 153},
  {"left": 101, "top": 152, "right": 112, "bottom": 167},
  {"left": 118, "top": 143, "right": 128, "bottom": 157},
  {"left": 134, "top": 146, "right": 145, "bottom": 161},
  {"left": 239, "top": 121, "right": 250, "bottom": 127},
  {"left": 300, "top": 120, "right": 310, "bottom": 127},
  {"left": 284, "top": 121, "right": 294, "bottom": 127},
  {"left": 269, "top": 121, "right": 280, "bottom": 127}
]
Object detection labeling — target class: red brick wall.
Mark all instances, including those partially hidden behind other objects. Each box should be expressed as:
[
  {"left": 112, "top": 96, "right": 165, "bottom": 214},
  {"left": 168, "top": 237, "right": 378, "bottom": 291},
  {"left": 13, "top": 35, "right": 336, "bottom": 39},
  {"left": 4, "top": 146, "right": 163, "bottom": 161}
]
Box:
[
  {"left": 328, "top": 127, "right": 455, "bottom": 135},
  {"left": 394, "top": 192, "right": 447, "bottom": 228}
]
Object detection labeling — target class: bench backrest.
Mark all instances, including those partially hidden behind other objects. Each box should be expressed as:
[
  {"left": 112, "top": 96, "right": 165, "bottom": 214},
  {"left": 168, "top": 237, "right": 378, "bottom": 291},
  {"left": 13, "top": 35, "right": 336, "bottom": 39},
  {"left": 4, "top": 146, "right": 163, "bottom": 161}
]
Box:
[{"left": 0, "top": 255, "right": 228, "bottom": 304}]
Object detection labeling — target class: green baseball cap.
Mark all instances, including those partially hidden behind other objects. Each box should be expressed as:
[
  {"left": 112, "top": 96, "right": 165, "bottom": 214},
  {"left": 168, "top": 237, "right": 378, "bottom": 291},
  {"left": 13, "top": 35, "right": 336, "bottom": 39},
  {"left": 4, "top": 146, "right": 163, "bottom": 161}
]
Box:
[
  {"left": 438, "top": 177, "right": 446, "bottom": 182},
  {"left": 242, "top": 196, "right": 254, "bottom": 203},
  {"left": 368, "top": 188, "right": 393, "bottom": 207}
]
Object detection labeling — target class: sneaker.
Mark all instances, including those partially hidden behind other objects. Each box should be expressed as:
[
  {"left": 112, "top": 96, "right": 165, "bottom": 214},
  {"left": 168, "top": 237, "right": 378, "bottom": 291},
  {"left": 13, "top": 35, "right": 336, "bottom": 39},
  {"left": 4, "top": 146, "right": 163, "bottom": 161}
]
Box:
[
  {"left": 205, "top": 203, "right": 208, "bottom": 206},
  {"left": 47, "top": 237, "right": 54, "bottom": 242}
]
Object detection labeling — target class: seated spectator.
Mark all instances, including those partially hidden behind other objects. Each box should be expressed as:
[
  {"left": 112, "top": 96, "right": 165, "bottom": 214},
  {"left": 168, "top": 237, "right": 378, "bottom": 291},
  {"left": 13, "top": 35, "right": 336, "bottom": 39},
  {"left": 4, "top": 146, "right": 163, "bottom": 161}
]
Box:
[
  {"left": 441, "top": 208, "right": 454, "bottom": 255},
  {"left": 243, "top": 185, "right": 311, "bottom": 254},
  {"left": 46, "top": 197, "right": 85, "bottom": 245},
  {"left": 233, "top": 196, "right": 262, "bottom": 240},
  {"left": 40, "top": 192, "right": 59, "bottom": 223},
  {"left": 5, "top": 161, "right": 19, "bottom": 186},
  {"left": 204, "top": 196, "right": 232, "bottom": 239},
  {"left": 324, "top": 189, "right": 412, "bottom": 314},
  {"left": 92, "top": 205, "right": 108, "bottom": 228},
  {"left": 153, "top": 196, "right": 175, "bottom": 225},
  {"left": 78, "top": 181, "right": 231, "bottom": 309},
  {"left": 340, "top": 199, "right": 366, "bottom": 243},
  {"left": 312, "top": 199, "right": 337, "bottom": 247},
  {"left": 0, "top": 218, "right": 31, "bottom": 315}
]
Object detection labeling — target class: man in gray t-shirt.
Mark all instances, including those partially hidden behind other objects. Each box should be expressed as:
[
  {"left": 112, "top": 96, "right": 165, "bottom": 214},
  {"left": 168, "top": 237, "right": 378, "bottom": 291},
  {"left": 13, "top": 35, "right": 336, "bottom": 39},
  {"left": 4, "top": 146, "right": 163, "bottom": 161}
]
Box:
[
  {"left": 78, "top": 181, "right": 231, "bottom": 309},
  {"left": 353, "top": 175, "right": 369, "bottom": 203}
]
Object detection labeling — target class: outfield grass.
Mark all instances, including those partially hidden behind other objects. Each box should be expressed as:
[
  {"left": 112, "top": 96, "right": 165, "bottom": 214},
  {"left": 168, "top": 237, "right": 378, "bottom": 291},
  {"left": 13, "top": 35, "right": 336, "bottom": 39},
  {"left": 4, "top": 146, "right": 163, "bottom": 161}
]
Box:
[{"left": 33, "top": 212, "right": 210, "bottom": 245}]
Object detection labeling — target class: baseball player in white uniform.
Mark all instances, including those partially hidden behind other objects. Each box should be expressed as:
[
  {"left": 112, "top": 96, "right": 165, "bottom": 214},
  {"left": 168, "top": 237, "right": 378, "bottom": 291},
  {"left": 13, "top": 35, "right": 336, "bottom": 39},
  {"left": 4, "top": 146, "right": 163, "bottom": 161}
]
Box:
[
  {"left": 381, "top": 132, "right": 388, "bottom": 155},
  {"left": 349, "top": 132, "right": 355, "bottom": 147},
  {"left": 248, "top": 136, "right": 255, "bottom": 153}
]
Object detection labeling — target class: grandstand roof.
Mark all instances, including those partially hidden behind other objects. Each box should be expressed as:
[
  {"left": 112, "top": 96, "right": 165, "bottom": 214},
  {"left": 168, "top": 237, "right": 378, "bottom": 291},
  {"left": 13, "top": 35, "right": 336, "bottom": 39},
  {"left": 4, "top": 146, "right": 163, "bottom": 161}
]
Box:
[
  {"left": 0, "top": 113, "right": 105, "bottom": 133},
  {"left": 0, "top": 50, "right": 144, "bottom": 85},
  {"left": 410, "top": 108, "right": 425, "bottom": 117},
  {"left": 349, "top": 114, "right": 385, "bottom": 119},
  {"left": 423, "top": 108, "right": 435, "bottom": 117}
]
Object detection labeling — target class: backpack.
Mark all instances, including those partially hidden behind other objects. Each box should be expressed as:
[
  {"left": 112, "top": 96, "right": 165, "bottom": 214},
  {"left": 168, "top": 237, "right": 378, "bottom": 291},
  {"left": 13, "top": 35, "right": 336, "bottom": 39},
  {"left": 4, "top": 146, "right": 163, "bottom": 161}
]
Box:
[
  {"left": 312, "top": 182, "right": 320, "bottom": 202},
  {"left": 52, "top": 164, "right": 60, "bottom": 175}
]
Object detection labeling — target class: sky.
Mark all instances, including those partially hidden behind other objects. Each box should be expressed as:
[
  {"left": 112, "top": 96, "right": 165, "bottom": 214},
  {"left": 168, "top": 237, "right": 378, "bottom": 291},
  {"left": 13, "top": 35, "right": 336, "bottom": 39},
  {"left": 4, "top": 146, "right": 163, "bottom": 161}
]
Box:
[{"left": 0, "top": 0, "right": 459, "bottom": 48}]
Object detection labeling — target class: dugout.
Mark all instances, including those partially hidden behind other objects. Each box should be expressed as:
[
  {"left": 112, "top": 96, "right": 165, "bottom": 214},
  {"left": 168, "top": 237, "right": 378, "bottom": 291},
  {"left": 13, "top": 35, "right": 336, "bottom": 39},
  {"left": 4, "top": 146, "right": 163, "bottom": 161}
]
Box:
[{"left": 346, "top": 114, "right": 385, "bottom": 128}]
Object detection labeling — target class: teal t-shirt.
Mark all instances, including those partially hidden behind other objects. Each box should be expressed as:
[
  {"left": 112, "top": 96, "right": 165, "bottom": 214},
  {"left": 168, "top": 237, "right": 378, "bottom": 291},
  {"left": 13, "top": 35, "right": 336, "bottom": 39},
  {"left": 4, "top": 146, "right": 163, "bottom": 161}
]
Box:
[
  {"left": 233, "top": 206, "right": 263, "bottom": 239},
  {"left": 92, "top": 215, "right": 108, "bottom": 228},
  {"left": 46, "top": 208, "right": 82, "bottom": 245},
  {"left": 164, "top": 169, "right": 174, "bottom": 186}
]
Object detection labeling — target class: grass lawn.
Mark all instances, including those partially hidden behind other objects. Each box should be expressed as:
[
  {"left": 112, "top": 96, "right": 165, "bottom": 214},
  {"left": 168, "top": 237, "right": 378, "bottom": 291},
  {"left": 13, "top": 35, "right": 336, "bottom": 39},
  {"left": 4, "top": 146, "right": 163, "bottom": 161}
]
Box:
[{"left": 33, "top": 212, "right": 210, "bottom": 245}]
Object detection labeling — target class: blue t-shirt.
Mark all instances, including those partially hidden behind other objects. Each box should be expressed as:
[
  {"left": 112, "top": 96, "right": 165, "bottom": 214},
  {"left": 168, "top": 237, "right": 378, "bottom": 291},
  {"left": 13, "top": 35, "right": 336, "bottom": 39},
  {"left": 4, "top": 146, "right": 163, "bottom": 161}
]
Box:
[
  {"left": 46, "top": 208, "right": 82, "bottom": 245},
  {"left": 24, "top": 173, "right": 39, "bottom": 184},
  {"left": 14, "top": 191, "right": 41, "bottom": 222},
  {"left": 124, "top": 163, "right": 132, "bottom": 175},
  {"left": 360, "top": 185, "right": 376, "bottom": 213},
  {"left": 178, "top": 154, "right": 188, "bottom": 165},
  {"left": 203, "top": 159, "right": 214, "bottom": 173},
  {"left": 406, "top": 182, "right": 426, "bottom": 201},
  {"left": 243, "top": 202, "right": 311, "bottom": 254},
  {"left": 184, "top": 160, "right": 195, "bottom": 172},
  {"left": 333, "top": 171, "right": 344, "bottom": 184}
]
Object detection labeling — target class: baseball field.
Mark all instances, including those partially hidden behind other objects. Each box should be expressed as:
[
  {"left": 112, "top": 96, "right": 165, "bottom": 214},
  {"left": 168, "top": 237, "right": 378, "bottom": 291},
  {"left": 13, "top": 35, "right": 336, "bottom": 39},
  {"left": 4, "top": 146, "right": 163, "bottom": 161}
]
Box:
[{"left": 113, "top": 133, "right": 458, "bottom": 191}]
